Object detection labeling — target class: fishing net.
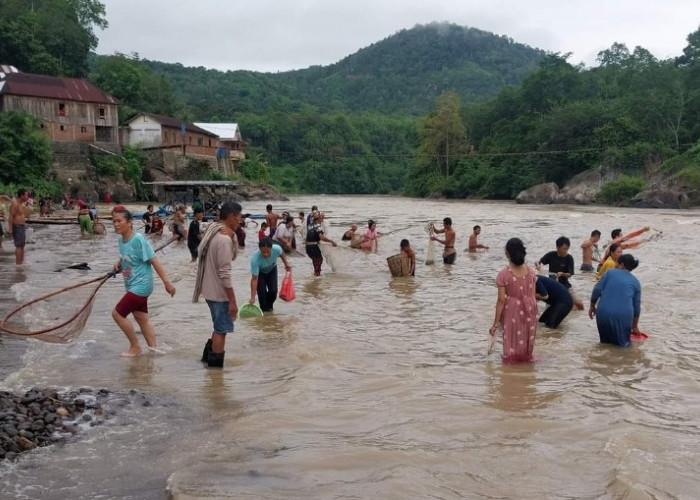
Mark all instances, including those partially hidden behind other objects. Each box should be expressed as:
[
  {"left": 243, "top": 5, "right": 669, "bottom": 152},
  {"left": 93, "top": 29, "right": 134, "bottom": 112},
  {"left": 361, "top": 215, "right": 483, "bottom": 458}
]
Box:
[
  {"left": 425, "top": 222, "right": 435, "bottom": 265},
  {"left": 0, "top": 273, "right": 114, "bottom": 344},
  {"left": 0, "top": 237, "right": 177, "bottom": 344}
]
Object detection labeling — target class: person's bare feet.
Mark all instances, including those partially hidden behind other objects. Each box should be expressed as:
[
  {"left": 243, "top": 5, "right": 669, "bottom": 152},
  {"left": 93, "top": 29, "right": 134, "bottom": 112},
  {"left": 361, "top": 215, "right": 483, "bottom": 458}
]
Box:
[
  {"left": 575, "top": 300, "right": 585, "bottom": 311},
  {"left": 121, "top": 347, "right": 142, "bottom": 357}
]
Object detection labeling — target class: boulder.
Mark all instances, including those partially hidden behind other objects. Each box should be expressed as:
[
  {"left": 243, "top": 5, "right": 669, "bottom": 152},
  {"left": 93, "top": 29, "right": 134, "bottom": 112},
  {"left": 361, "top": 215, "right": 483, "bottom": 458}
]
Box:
[
  {"left": 631, "top": 189, "right": 689, "bottom": 209},
  {"left": 515, "top": 182, "right": 560, "bottom": 204},
  {"left": 556, "top": 168, "right": 613, "bottom": 204}
]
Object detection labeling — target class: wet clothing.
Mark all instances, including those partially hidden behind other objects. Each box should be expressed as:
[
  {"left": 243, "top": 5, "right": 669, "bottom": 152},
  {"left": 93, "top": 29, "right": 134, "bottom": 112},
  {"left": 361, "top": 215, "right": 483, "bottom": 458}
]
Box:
[
  {"left": 235, "top": 225, "right": 246, "bottom": 248},
  {"left": 12, "top": 224, "right": 26, "bottom": 248},
  {"left": 539, "top": 251, "right": 574, "bottom": 289},
  {"left": 580, "top": 263, "right": 594, "bottom": 272},
  {"left": 360, "top": 227, "right": 378, "bottom": 250},
  {"left": 496, "top": 266, "right": 538, "bottom": 363},
  {"left": 118, "top": 233, "right": 156, "bottom": 297},
  {"left": 305, "top": 225, "right": 324, "bottom": 275},
  {"left": 150, "top": 218, "right": 164, "bottom": 235},
  {"left": 79, "top": 214, "right": 93, "bottom": 234},
  {"left": 536, "top": 276, "right": 573, "bottom": 328},
  {"left": 443, "top": 247, "right": 456, "bottom": 265},
  {"left": 188, "top": 219, "right": 201, "bottom": 259},
  {"left": 591, "top": 269, "right": 641, "bottom": 347},
  {"left": 596, "top": 257, "right": 617, "bottom": 281},
  {"left": 115, "top": 291, "right": 149, "bottom": 318},
  {"left": 143, "top": 211, "right": 153, "bottom": 233}
]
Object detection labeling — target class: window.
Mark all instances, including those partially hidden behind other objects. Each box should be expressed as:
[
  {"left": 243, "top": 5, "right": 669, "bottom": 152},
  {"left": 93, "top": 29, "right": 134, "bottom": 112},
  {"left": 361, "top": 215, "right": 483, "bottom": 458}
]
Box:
[
  {"left": 81, "top": 126, "right": 87, "bottom": 133},
  {"left": 197, "top": 137, "right": 203, "bottom": 146},
  {"left": 99, "top": 107, "right": 105, "bottom": 119},
  {"left": 188, "top": 137, "right": 192, "bottom": 145},
  {"left": 40, "top": 123, "right": 45, "bottom": 129},
  {"left": 58, "top": 103, "right": 66, "bottom": 116},
  {"left": 208, "top": 139, "right": 211, "bottom": 147},
  {"left": 60, "top": 125, "right": 65, "bottom": 131}
]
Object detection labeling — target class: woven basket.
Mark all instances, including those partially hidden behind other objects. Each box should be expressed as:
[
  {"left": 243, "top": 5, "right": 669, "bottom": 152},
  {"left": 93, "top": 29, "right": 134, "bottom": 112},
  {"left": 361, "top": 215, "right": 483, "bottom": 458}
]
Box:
[{"left": 387, "top": 253, "right": 411, "bottom": 277}]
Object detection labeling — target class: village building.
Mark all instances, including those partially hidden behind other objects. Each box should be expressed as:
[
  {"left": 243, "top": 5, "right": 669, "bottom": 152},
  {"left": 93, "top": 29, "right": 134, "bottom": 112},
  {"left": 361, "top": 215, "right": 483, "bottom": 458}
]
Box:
[
  {"left": 193, "top": 122, "right": 246, "bottom": 164},
  {"left": 0, "top": 65, "right": 119, "bottom": 144},
  {"left": 122, "top": 112, "right": 219, "bottom": 157}
]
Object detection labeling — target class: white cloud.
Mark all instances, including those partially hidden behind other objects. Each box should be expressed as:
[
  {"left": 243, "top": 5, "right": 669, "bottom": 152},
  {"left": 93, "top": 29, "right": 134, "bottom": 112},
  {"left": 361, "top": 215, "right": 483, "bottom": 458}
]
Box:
[{"left": 96, "top": 0, "right": 700, "bottom": 72}]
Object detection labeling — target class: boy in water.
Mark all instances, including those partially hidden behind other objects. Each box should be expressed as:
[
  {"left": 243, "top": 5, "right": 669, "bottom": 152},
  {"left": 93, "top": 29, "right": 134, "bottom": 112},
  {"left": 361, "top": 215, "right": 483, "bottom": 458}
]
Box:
[
  {"left": 265, "top": 204, "right": 280, "bottom": 237},
  {"left": 400, "top": 239, "right": 416, "bottom": 276},
  {"left": 258, "top": 222, "right": 268, "bottom": 241},
  {"left": 431, "top": 217, "right": 456, "bottom": 264},
  {"left": 580, "top": 230, "right": 601, "bottom": 272},
  {"left": 537, "top": 236, "right": 584, "bottom": 310},
  {"left": 468, "top": 225, "right": 489, "bottom": 251}
]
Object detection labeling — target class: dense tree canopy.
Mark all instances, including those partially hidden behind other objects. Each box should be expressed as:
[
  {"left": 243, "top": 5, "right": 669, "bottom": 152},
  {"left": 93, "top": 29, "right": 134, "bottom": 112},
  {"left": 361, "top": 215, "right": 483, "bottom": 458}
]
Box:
[{"left": 0, "top": 0, "right": 107, "bottom": 77}]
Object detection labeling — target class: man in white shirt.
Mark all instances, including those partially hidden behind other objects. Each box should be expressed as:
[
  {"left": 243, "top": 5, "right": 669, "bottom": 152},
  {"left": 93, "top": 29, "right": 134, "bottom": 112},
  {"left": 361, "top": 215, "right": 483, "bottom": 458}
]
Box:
[{"left": 272, "top": 215, "right": 296, "bottom": 253}]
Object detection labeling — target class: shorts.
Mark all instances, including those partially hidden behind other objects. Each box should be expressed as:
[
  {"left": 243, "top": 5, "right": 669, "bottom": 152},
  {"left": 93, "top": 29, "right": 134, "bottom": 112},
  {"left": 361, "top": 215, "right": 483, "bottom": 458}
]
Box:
[
  {"left": 115, "top": 291, "right": 149, "bottom": 317},
  {"left": 0, "top": 223, "right": 4, "bottom": 236},
  {"left": 173, "top": 223, "right": 185, "bottom": 239},
  {"left": 580, "top": 263, "right": 594, "bottom": 272},
  {"left": 12, "top": 224, "right": 26, "bottom": 248},
  {"left": 443, "top": 251, "right": 456, "bottom": 265},
  {"left": 206, "top": 300, "right": 234, "bottom": 335}
]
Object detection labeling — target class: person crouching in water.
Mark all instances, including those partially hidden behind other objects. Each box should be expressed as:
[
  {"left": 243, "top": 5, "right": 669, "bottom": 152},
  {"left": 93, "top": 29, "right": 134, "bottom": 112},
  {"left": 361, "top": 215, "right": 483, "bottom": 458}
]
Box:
[
  {"left": 535, "top": 275, "right": 573, "bottom": 328},
  {"left": 193, "top": 201, "right": 242, "bottom": 368},
  {"left": 172, "top": 205, "right": 188, "bottom": 241},
  {"left": 111, "top": 208, "right": 176, "bottom": 357},
  {"left": 187, "top": 208, "right": 204, "bottom": 262},
  {"left": 249, "top": 237, "right": 292, "bottom": 312}
]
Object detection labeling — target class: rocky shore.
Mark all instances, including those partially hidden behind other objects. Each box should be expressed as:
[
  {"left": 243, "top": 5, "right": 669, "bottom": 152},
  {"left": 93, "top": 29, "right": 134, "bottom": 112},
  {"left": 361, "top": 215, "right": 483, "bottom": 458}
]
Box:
[{"left": 0, "top": 387, "right": 147, "bottom": 461}]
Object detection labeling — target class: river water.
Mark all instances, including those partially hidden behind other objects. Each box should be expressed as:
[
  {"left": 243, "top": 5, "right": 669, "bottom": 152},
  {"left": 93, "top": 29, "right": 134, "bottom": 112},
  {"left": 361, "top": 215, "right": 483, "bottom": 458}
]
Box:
[{"left": 1, "top": 196, "right": 699, "bottom": 499}]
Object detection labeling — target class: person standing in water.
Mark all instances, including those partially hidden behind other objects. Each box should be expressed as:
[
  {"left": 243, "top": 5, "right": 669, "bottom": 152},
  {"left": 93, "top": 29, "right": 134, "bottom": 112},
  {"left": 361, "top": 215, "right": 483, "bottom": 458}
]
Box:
[
  {"left": 193, "top": 201, "right": 242, "bottom": 368},
  {"left": 400, "top": 239, "right": 416, "bottom": 276},
  {"left": 468, "top": 225, "right": 489, "bottom": 251},
  {"left": 265, "top": 204, "right": 281, "bottom": 238},
  {"left": 305, "top": 210, "right": 337, "bottom": 276},
  {"left": 589, "top": 254, "right": 642, "bottom": 347},
  {"left": 187, "top": 208, "right": 204, "bottom": 262},
  {"left": 249, "top": 237, "right": 292, "bottom": 312},
  {"left": 431, "top": 217, "right": 456, "bottom": 264},
  {"left": 490, "top": 238, "right": 538, "bottom": 363},
  {"left": 9, "top": 188, "right": 29, "bottom": 265},
  {"left": 580, "top": 230, "right": 601, "bottom": 272},
  {"left": 360, "top": 220, "right": 380, "bottom": 251},
  {"left": 111, "top": 208, "right": 176, "bottom": 357}
]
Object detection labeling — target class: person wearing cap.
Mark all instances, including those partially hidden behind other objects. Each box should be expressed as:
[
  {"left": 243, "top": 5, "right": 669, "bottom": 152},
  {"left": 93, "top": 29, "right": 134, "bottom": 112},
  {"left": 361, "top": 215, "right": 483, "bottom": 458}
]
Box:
[
  {"left": 305, "top": 211, "right": 337, "bottom": 276},
  {"left": 360, "top": 220, "right": 379, "bottom": 251}
]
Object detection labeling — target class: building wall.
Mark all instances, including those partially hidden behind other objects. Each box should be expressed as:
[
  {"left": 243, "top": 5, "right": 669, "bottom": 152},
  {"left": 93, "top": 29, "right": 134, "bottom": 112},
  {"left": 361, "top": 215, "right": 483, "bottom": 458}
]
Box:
[
  {"left": 161, "top": 126, "right": 218, "bottom": 157},
  {"left": 0, "top": 94, "right": 118, "bottom": 143},
  {"left": 125, "top": 114, "right": 163, "bottom": 147}
]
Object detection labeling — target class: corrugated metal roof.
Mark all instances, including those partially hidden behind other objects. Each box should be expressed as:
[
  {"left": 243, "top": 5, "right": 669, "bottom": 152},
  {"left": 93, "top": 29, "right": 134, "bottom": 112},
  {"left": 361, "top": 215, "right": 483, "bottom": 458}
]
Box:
[
  {"left": 0, "top": 72, "right": 118, "bottom": 104},
  {"left": 128, "top": 113, "right": 218, "bottom": 137},
  {"left": 193, "top": 123, "right": 241, "bottom": 141}
]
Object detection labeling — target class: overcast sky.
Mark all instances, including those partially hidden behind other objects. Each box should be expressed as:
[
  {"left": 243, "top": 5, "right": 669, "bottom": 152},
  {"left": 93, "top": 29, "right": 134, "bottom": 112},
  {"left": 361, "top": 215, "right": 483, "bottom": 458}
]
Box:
[{"left": 96, "top": 0, "right": 700, "bottom": 73}]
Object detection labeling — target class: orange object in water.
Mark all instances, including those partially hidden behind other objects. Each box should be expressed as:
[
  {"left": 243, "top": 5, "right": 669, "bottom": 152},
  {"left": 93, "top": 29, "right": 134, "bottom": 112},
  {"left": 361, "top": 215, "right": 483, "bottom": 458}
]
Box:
[{"left": 630, "top": 332, "right": 649, "bottom": 341}]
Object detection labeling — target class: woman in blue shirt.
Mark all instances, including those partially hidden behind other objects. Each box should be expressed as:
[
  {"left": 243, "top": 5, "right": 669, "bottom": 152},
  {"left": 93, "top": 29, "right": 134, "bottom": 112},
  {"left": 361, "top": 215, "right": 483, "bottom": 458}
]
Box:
[
  {"left": 249, "top": 237, "right": 292, "bottom": 312},
  {"left": 589, "top": 254, "right": 641, "bottom": 347}
]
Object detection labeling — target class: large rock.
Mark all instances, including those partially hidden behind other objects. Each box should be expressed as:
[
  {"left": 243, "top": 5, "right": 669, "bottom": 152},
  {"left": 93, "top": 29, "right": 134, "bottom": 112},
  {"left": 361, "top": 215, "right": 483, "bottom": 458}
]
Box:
[
  {"left": 631, "top": 189, "right": 689, "bottom": 209},
  {"left": 515, "top": 182, "right": 560, "bottom": 204},
  {"left": 556, "top": 167, "right": 616, "bottom": 204}
]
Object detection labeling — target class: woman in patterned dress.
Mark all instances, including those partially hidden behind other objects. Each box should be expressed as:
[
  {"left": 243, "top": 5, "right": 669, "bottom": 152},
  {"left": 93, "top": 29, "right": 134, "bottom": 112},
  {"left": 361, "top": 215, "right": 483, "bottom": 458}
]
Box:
[{"left": 489, "top": 238, "right": 538, "bottom": 363}]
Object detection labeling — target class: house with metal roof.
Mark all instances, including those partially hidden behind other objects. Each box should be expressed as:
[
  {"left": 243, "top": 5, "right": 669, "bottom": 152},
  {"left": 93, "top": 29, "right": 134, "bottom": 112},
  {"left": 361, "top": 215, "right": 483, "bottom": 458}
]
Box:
[
  {"left": 123, "top": 112, "right": 219, "bottom": 157},
  {"left": 193, "top": 122, "right": 246, "bottom": 163},
  {"left": 0, "top": 68, "right": 119, "bottom": 144}
]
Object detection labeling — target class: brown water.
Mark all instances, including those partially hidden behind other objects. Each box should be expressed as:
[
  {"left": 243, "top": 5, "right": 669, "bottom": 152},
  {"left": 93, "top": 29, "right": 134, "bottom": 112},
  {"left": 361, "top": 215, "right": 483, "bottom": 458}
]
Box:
[{"left": 1, "top": 196, "right": 699, "bottom": 499}]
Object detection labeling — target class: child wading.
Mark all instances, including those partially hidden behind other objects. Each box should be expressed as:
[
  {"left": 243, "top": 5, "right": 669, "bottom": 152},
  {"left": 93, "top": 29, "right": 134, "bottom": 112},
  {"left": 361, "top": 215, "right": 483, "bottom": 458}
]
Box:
[{"left": 112, "top": 208, "right": 176, "bottom": 357}]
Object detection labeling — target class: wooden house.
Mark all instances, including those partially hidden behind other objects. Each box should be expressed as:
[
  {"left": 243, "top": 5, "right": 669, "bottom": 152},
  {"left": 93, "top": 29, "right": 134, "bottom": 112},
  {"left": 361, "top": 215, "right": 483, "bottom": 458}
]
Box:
[
  {"left": 193, "top": 123, "right": 246, "bottom": 162},
  {"left": 0, "top": 66, "right": 119, "bottom": 144},
  {"left": 123, "top": 113, "right": 219, "bottom": 157}
]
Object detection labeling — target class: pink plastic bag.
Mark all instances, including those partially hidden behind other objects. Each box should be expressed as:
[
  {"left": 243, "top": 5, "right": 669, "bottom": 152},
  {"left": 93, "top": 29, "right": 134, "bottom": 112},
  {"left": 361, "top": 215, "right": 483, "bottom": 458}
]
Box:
[{"left": 279, "top": 270, "right": 296, "bottom": 302}]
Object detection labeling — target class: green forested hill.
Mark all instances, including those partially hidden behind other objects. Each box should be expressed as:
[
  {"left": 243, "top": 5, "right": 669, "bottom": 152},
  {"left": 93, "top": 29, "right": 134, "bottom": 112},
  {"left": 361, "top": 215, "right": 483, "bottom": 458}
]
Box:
[
  {"left": 274, "top": 23, "right": 545, "bottom": 114},
  {"left": 140, "top": 23, "right": 544, "bottom": 118}
]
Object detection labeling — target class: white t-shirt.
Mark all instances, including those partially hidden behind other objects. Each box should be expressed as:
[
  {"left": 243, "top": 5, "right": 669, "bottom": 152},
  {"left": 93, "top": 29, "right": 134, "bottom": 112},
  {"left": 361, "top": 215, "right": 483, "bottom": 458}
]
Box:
[{"left": 273, "top": 224, "right": 295, "bottom": 243}]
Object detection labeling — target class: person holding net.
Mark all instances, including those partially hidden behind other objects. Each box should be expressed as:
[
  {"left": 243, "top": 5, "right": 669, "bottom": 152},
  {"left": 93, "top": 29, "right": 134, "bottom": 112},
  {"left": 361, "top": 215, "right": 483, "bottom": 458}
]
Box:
[{"left": 112, "top": 208, "right": 176, "bottom": 357}]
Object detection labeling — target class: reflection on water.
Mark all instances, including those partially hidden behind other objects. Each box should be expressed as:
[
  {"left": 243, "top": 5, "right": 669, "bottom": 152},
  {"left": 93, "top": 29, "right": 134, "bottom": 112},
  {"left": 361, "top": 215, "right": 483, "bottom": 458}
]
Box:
[{"left": 1, "top": 197, "right": 700, "bottom": 498}]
